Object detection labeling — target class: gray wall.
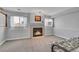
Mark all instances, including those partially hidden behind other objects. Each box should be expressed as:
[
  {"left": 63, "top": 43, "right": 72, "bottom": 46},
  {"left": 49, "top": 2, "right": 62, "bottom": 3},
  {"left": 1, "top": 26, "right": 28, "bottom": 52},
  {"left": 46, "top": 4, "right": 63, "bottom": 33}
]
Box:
[
  {"left": 44, "top": 16, "right": 53, "bottom": 36},
  {"left": 6, "top": 11, "right": 30, "bottom": 28},
  {"left": 30, "top": 13, "right": 53, "bottom": 37},
  {"left": 30, "top": 13, "right": 45, "bottom": 37},
  {"left": 0, "top": 13, "right": 5, "bottom": 43},
  {"left": 5, "top": 11, "right": 31, "bottom": 40},
  {"left": 6, "top": 11, "right": 52, "bottom": 40},
  {"left": 54, "top": 9, "right": 79, "bottom": 39},
  {"left": 4, "top": 10, "right": 53, "bottom": 40}
]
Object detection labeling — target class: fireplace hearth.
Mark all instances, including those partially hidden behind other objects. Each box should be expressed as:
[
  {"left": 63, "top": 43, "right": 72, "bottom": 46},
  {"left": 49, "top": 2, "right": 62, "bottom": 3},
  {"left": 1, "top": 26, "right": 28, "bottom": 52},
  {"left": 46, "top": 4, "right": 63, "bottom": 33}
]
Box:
[{"left": 33, "top": 28, "right": 43, "bottom": 37}]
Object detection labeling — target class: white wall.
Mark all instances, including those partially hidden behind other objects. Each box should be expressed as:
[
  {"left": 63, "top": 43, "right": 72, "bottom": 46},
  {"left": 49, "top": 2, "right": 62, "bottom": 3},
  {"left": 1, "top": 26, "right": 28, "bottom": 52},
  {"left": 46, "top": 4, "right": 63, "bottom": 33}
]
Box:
[{"left": 54, "top": 11, "right": 79, "bottom": 39}]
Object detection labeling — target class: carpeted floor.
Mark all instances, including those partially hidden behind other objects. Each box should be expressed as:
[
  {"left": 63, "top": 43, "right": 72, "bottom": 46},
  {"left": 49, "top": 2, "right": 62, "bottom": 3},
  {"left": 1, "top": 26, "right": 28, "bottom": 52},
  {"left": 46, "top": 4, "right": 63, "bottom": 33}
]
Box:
[{"left": 0, "top": 36, "right": 64, "bottom": 52}]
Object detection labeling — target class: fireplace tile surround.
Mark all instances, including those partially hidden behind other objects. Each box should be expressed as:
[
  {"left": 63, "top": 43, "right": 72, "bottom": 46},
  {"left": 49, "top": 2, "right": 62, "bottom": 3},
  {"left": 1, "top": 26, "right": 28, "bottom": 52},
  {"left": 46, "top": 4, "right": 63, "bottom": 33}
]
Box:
[{"left": 30, "top": 23, "right": 44, "bottom": 37}]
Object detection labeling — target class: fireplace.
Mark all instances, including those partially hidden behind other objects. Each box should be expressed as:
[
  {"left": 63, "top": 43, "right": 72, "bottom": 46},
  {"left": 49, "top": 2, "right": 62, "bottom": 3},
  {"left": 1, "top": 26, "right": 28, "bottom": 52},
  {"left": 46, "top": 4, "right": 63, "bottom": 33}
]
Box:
[{"left": 33, "top": 28, "right": 43, "bottom": 37}]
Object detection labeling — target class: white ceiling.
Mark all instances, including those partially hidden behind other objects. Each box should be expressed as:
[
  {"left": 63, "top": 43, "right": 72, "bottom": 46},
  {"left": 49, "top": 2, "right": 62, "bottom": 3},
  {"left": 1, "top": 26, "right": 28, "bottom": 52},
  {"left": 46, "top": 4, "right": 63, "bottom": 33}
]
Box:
[{"left": 3, "top": 7, "right": 73, "bottom": 16}]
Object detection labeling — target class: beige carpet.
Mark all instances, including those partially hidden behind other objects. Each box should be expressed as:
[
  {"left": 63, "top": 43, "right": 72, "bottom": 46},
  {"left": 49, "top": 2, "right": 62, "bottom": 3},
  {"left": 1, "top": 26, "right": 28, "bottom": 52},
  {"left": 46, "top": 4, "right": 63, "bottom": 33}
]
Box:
[{"left": 0, "top": 36, "right": 64, "bottom": 52}]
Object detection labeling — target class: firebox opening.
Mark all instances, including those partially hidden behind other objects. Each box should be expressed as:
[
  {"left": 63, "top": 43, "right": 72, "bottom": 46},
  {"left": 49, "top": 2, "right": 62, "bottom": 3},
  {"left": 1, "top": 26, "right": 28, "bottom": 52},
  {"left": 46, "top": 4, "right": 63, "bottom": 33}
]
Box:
[{"left": 33, "top": 28, "right": 43, "bottom": 37}]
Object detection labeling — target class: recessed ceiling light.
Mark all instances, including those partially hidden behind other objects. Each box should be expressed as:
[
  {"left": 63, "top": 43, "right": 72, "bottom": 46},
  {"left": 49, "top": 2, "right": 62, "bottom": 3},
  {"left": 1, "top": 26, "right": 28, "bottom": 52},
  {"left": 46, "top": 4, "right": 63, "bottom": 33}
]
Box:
[{"left": 17, "top": 9, "right": 21, "bottom": 11}]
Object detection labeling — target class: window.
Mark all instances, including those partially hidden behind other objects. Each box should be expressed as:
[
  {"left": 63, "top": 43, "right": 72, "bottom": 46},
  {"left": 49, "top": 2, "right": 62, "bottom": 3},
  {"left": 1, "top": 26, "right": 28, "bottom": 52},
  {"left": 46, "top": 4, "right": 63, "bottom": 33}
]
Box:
[
  {"left": 13, "top": 16, "right": 20, "bottom": 24},
  {"left": 45, "top": 18, "right": 53, "bottom": 27},
  {"left": 10, "top": 16, "right": 27, "bottom": 27}
]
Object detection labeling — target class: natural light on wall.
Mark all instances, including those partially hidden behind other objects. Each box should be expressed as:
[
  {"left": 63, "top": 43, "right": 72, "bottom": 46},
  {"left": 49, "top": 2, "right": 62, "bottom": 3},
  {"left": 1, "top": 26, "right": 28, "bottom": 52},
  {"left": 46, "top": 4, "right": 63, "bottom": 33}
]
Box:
[
  {"left": 13, "top": 16, "right": 19, "bottom": 24},
  {"left": 10, "top": 16, "right": 27, "bottom": 27},
  {"left": 45, "top": 18, "right": 53, "bottom": 27}
]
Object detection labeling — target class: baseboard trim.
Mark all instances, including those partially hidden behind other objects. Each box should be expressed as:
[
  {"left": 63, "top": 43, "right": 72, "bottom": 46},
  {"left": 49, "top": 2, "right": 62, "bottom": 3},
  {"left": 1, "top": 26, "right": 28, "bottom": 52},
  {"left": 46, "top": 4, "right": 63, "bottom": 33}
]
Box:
[
  {"left": 0, "top": 40, "right": 6, "bottom": 46},
  {"left": 6, "top": 37, "right": 31, "bottom": 41},
  {"left": 54, "top": 35, "right": 69, "bottom": 39}
]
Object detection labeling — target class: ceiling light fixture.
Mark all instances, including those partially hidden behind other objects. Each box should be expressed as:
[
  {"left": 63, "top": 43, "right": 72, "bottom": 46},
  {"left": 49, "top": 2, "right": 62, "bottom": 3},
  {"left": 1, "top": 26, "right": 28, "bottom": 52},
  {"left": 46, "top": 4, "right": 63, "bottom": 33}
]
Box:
[{"left": 17, "top": 9, "right": 21, "bottom": 11}]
